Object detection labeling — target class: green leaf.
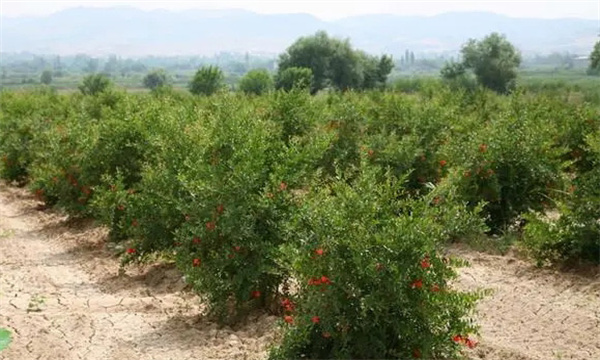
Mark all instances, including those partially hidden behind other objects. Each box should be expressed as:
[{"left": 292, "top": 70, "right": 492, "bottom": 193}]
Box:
[{"left": 0, "top": 328, "right": 12, "bottom": 351}]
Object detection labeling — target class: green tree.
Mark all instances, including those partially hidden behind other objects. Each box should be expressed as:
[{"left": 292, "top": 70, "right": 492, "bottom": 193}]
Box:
[
  {"left": 238, "top": 69, "right": 273, "bottom": 95},
  {"left": 587, "top": 41, "right": 600, "bottom": 75},
  {"left": 188, "top": 65, "right": 224, "bottom": 96},
  {"left": 79, "top": 74, "right": 112, "bottom": 95},
  {"left": 40, "top": 70, "right": 53, "bottom": 85},
  {"left": 274, "top": 67, "right": 313, "bottom": 91},
  {"left": 142, "top": 69, "right": 169, "bottom": 91},
  {"left": 277, "top": 31, "right": 393, "bottom": 93},
  {"left": 459, "top": 33, "right": 521, "bottom": 93}
]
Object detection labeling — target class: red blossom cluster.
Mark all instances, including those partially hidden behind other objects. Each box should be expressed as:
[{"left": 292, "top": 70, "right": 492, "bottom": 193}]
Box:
[
  {"left": 411, "top": 279, "right": 423, "bottom": 289},
  {"left": 281, "top": 298, "right": 295, "bottom": 312},
  {"left": 420, "top": 256, "right": 431, "bottom": 269},
  {"left": 308, "top": 276, "right": 332, "bottom": 286},
  {"left": 453, "top": 334, "right": 478, "bottom": 349}
]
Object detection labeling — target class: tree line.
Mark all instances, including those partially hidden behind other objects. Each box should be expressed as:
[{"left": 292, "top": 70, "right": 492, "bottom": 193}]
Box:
[{"left": 66, "top": 31, "right": 600, "bottom": 96}]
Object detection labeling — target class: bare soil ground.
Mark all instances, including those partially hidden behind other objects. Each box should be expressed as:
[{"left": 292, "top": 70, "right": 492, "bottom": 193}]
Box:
[
  {"left": 0, "top": 185, "right": 277, "bottom": 360},
  {"left": 0, "top": 184, "right": 598, "bottom": 360}
]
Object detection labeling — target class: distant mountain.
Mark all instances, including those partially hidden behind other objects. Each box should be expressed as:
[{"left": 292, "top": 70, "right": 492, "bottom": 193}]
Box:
[{"left": 1, "top": 7, "right": 597, "bottom": 56}]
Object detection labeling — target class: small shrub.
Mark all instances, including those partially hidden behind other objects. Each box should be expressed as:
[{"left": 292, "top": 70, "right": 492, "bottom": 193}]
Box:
[
  {"left": 189, "top": 66, "right": 225, "bottom": 96},
  {"left": 239, "top": 69, "right": 273, "bottom": 95},
  {"left": 270, "top": 166, "right": 483, "bottom": 359},
  {"left": 275, "top": 67, "right": 313, "bottom": 92},
  {"left": 523, "top": 132, "right": 600, "bottom": 265},
  {"left": 79, "top": 74, "right": 112, "bottom": 96}
]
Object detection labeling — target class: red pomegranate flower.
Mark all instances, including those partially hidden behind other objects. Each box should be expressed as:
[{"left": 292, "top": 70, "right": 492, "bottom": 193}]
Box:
[
  {"left": 452, "top": 334, "right": 464, "bottom": 343},
  {"left": 284, "top": 315, "right": 294, "bottom": 324},
  {"left": 420, "top": 256, "right": 431, "bottom": 269},
  {"left": 193, "top": 237, "right": 201, "bottom": 244},
  {"left": 439, "top": 160, "right": 447, "bottom": 167},
  {"left": 281, "top": 298, "right": 295, "bottom": 312},
  {"left": 311, "top": 316, "right": 320, "bottom": 324},
  {"left": 233, "top": 246, "right": 241, "bottom": 252},
  {"left": 308, "top": 278, "right": 322, "bottom": 286},
  {"left": 465, "top": 337, "right": 478, "bottom": 349},
  {"left": 193, "top": 258, "right": 201, "bottom": 267},
  {"left": 320, "top": 276, "right": 331, "bottom": 285},
  {"left": 126, "top": 248, "right": 136, "bottom": 254},
  {"left": 279, "top": 182, "right": 288, "bottom": 191},
  {"left": 411, "top": 279, "right": 423, "bottom": 289},
  {"left": 314, "top": 248, "right": 324, "bottom": 256},
  {"left": 205, "top": 221, "right": 216, "bottom": 231},
  {"left": 251, "top": 290, "right": 261, "bottom": 299}
]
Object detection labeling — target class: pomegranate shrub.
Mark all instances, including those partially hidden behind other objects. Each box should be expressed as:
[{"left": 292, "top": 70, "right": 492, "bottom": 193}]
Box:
[{"left": 269, "top": 165, "right": 485, "bottom": 359}]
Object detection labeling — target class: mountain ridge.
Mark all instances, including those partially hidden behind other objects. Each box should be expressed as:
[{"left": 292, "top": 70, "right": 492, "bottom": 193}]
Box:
[{"left": 1, "top": 7, "right": 597, "bottom": 56}]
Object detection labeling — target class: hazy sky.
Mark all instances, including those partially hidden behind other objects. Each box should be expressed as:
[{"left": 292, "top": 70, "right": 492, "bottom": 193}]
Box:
[{"left": 1, "top": 0, "right": 599, "bottom": 20}]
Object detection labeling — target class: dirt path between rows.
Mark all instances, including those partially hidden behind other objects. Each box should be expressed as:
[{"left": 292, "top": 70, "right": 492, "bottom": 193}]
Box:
[
  {"left": 0, "top": 185, "right": 276, "bottom": 360},
  {"left": 0, "top": 184, "right": 599, "bottom": 360}
]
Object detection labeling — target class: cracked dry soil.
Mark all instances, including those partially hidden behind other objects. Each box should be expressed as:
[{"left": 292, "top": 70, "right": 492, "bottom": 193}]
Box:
[
  {"left": 0, "top": 185, "right": 277, "bottom": 360},
  {"left": 0, "top": 184, "right": 599, "bottom": 360}
]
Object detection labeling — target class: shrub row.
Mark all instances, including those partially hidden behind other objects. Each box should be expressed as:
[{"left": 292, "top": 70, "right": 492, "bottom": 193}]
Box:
[{"left": 1, "top": 84, "right": 598, "bottom": 357}]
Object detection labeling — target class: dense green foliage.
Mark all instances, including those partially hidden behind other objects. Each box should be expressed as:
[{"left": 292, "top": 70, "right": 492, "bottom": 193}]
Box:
[
  {"left": 238, "top": 69, "right": 273, "bottom": 95},
  {"left": 277, "top": 31, "right": 393, "bottom": 93},
  {"left": 445, "top": 33, "right": 521, "bottom": 93},
  {"left": 1, "top": 80, "right": 598, "bottom": 357},
  {"left": 40, "top": 70, "right": 52, "bottom": 85},
  {"left": 142, "top": 69, "right": 169, "bottom": 91},
  {"left": 188, "top": 66, "right": 225, "bottom": 96},
  {"left": 588, "top": 41, "right": 600, "bottom": 75},
  {"left": 274, "top": 67, "right": 313, "bottom": 92},
  {"left": 79, "top": 74, "right": 112, "bottom": 95}
]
